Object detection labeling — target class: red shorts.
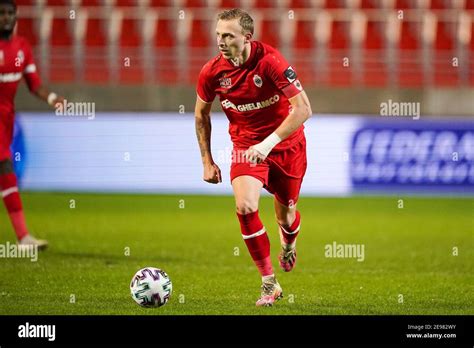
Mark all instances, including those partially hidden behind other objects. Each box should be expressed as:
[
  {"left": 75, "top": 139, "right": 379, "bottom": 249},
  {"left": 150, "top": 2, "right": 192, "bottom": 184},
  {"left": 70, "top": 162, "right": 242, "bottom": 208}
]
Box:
[
  {"left": 230, "top": 137, "right": 307, "bottom": 207},
  {"left": 0, "top": 114, "right": 14, "bottom": 161}
]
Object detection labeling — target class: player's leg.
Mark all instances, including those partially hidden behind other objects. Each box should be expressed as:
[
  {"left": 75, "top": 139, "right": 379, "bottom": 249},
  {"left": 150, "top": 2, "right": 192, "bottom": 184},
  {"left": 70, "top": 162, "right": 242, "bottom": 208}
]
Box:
[
  {"left": 0, "top": 159, "right": 48, "bottom": 249},
  {"left": 267, "top": 138, "right": 307, "bottom": 272},
  {"left": 232, "top": 175, "right": 282, "bottom": 306},
  {"left": 274, "top": 197, "right": 301, "bottom": 272}
]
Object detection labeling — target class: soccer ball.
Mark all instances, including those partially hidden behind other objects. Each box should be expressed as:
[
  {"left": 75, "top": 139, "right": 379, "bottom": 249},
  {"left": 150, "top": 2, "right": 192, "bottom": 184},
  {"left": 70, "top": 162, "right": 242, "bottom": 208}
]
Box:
[{"left": 130, "top": 267, "right": 172, "bottom": 308}]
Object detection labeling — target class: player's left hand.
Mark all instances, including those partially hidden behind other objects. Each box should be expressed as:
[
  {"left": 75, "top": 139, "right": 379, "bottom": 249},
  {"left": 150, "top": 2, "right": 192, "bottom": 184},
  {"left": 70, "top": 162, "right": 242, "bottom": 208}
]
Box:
[
  {"left": 245, "top": 146, "right": 266, "bottom": 164},
  {"left": 52, "top": 95, "right": 65, "bottom": 108}
]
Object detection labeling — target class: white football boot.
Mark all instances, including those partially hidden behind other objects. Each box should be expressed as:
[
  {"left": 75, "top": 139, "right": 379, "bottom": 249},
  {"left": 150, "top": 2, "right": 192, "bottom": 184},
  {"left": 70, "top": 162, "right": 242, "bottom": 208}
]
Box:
[
  {"left": 18, "top": 234, "right": 48, "bottom": 251},
  {"left": 256, "top": 275, "right": 283, "bottom": 307}
]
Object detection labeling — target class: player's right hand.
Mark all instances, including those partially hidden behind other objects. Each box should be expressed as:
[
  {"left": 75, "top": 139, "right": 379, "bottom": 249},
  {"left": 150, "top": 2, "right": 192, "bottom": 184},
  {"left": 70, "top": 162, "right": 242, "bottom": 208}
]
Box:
[{"left": 203, "top": 163, "right": 222, "bottom": 184}]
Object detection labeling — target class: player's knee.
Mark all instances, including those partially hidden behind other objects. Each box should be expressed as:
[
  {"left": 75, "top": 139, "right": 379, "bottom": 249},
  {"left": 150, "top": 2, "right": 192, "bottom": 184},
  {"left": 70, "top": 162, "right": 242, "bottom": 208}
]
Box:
[{"left": 235, "top": 199, "right": 258, "bottom": 215}]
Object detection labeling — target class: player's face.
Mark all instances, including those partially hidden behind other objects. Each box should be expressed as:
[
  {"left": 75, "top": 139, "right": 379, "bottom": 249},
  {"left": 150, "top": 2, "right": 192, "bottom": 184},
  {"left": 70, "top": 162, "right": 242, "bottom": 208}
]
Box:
[
  {"left": 216, "top": 19, "right": 249, "bottom": 60},
  {"left": 0, "top": 4, "right": 16, "bottom": 35}
]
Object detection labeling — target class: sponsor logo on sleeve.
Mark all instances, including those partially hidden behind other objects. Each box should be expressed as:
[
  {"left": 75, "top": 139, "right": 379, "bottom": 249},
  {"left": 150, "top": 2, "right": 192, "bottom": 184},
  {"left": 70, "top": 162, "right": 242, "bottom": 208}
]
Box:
[
  {"left": 294, "top": 79, "right": 303, "bottom": 91},
  {"left": 284, "top": 66, "right": 297, "bottom": 83}
]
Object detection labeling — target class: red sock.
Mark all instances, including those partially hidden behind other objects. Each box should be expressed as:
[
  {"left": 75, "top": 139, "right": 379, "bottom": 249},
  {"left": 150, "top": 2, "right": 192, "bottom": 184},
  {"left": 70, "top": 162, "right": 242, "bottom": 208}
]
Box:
[
  {"left": 279, "top": 210, "right": 301, "bottom": 245},
  {"left": 0, "top": 173, "right": 29, "bottom": 240},
  {"left": 237, "top": 210, "right": 273, "bottom": 277}
]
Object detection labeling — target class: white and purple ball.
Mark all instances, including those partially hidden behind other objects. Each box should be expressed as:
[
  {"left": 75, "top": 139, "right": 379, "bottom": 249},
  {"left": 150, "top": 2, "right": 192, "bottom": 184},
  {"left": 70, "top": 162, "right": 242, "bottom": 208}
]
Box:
[{"left": 130, "top": 267, "right": 172, "bottom": 308}]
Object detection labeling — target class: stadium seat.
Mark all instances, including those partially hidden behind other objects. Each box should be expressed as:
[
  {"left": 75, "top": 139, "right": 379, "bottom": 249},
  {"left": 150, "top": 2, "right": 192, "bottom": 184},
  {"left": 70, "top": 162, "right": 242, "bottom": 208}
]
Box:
[
  {"left": 115, "top": 0, "right": 139, "bottom": 6},
  {"left": 154, "top": 18, "right": 176, "bottom": 48},
  {"left": 119, "top": 17, "right": 142, "bottom": 47},
  {"left": 188, "top": 17, "right": 213, "bottom": 48},
  {"left": 148, "top": 0, "right": 174, "bottom": 6},
  {"left": 397, "top": 20, "right": 423, "bottom": 86},
  {"left": 117, "top": 52, "right": 145, "bottom": 84},
  {"left": 294, "top": 19, "right": 317, "bottom": 49},
  {"left": 399, "top": 21, "right": 420, "bottom": 50},
  {"left": 49, "top": 14, "right": 75, "bottom": 82},
  {"left": 50, "top": 16, "right": 73, "bottom": 47},
  {"left": 434, "top": 20, "right": 454, "bottom": 50},
  {"left": 152, "top": 8, "right": 179, "bottom": 84},
  {"left": 181, "top": 1, "right": 214, "bottom": 82},
  {"left": 364, "top": 20, "right": 384, "bottom": 50},
  {"left": 429, "top": 0, "right": 449, "bottom": 9},
  {"left": 287, "top": 0, "right": 315, "bottom": 8},
  {"left": 471, "top": 19, "right": 474, "bottom": 51},
  {"left": 258, "top": 18, "right": 281, "bottom": 47},
  {"left": 360, "top": 0, "right": 377, "bottom": 9},
  {"left": 84, "top": 17, "right": 107, "bottom": 47},
  {"left": 46, "top": 0, "right": 69, "bottom": 5},
  {"left": 153, "top": 12, "right": 178, "bottom": 84},
  {"left": 363, "top": 20, "right": 387, "bottom": 86},
  {"left": 394, "top": 0, "right": 412, "bottom": 9},
  {"left": 329, "top": 21, "right": 350, "bottom": 49},
  {"left": 219, "top": 0, "right": 242, "bottom": 7},
  {"left": 325, "top": 0, "right": 345, "bottom": 8},
  {"left": 433, "top": 20, "right": 459, "bottom": 85},
  {"left": 81, "top": 0, "right": 103, "bottom": 6},
  {"left": 83, "top": 11, "right": 109, "bottom": 83},
  {"left": 186, "top": 0, "right": 208, "bottom": 7},
  {"left": 16, "top": 17, "right": 39, "bottom": 46},
  {"left": 323, "top": 15, "right": 352, "bottom": 86},
  {"left": 118, "top": 16, "right": 144, "bottom": 83},
  {"left": 186, "top": 15, "right": 213, "bottom": 83},
  {"left": 253, "top": 0, "right": 274, "bottom": 8},
  {"left": 328, "top": 57, "right": 353, "bottom": 86}
]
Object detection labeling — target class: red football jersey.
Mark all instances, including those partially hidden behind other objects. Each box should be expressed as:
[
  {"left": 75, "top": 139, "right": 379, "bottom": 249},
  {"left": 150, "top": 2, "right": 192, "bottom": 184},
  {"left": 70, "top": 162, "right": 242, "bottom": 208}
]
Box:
[
  {"left": 197, "top": 40, "right": 305, "bottom": 151},
  {"left": 0, "top": 36, "right": 41, "bottom": 116}
]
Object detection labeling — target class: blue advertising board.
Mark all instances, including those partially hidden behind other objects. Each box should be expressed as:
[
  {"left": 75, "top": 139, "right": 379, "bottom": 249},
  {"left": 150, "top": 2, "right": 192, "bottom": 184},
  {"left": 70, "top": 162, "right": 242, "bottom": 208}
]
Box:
[{"left": 350, "top": 119, "right": 474, "bottom": 194}]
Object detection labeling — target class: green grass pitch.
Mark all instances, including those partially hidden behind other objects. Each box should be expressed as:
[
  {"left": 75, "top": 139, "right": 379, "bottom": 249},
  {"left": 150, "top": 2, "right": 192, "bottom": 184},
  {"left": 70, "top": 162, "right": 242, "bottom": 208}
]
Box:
[{"left": 0, "top": 193, "right": 472, "bottom": 315}]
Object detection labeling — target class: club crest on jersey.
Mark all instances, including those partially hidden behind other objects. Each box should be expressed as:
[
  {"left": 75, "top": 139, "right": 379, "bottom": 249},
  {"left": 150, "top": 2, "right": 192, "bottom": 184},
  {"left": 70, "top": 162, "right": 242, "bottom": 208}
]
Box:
[
  {"left": 253, "top": 74, "right": 263, "bottom": 88},
  {"left": 294, "top": 79, "right": 303, "bottom": 91},
  {"left": 16, "top": 50, "right": 25, "bottom": 65},
  {"left": 284, "top": 66, "right": 297, "bottom": 83},
  {"left": 219, "top": 74, "right": 232, "bottom": 89}
]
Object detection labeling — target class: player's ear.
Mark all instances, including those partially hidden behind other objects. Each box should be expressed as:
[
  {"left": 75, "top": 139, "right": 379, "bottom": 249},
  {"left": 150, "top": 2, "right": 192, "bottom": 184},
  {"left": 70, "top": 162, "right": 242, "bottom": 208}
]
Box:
[{"left": 244, "top": 32, "right": 253, "bottom": 44}]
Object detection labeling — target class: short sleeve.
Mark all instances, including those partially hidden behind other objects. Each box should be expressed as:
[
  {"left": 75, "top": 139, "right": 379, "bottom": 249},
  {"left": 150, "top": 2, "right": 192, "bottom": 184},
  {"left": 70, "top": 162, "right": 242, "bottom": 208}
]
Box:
[
  {"left": 196, "top": 63, "right": 216, "bottom": 103},
  {"left": 265, "top": 52, "right": 303, "bottom": 99},
  {"left": 22, "top": 40, "right": 42, "bottom": 93}
]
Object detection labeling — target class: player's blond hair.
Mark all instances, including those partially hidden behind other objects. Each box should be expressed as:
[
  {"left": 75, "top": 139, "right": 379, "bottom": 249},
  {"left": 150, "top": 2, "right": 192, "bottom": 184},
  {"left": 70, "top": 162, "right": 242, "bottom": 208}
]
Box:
[{"left": 217, "top": 8, "right": 254, "bottom": 35}]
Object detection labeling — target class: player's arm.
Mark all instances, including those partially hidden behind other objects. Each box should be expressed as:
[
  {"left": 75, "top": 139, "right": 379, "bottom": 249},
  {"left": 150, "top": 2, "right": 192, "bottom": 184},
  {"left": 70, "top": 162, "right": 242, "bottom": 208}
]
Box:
[
  {"left": 31, "top": 85, "right": 65, "bottom": 107},
  {"left": 195, "top": 96, "right": 222, "bottom": 184},
  {"left": 22, "top": 40, "right": 65, "bottom": 107},
  {"left": 273, "top": 90, "right": 312, "bottom": 140},
  {"left": 246, "top": 90, "right": 312, "bottom": 163}
]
